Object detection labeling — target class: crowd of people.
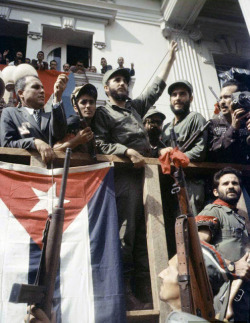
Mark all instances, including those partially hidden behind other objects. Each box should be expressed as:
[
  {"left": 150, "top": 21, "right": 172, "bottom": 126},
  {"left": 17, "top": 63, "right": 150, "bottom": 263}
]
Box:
[
  {"left": 0, "top": 50, "right": 135, "bottom": 76},
  {"left": 0, "top": 40, "right": 250, "bottom": 322}
]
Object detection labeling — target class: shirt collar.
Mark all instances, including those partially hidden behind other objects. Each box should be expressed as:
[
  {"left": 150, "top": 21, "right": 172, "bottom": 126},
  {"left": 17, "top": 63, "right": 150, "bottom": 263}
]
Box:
[
  {"left": 23, "top": 107, "right": 42, "bottom": 115},
  {"left": 172, "top": 110, "right": 190, "bottom": 126},
  {"left": 24, "top": 107, "right": 35, "bottom": 115},
  {"left": 213, "top": 198, "right": 238, "bottom": 212},
  {"left": 106, "top": 99, "right": 132, "bottom": 112}
]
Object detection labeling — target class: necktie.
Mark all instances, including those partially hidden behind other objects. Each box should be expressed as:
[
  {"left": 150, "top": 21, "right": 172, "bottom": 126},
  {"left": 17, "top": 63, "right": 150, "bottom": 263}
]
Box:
[{"left": 34, "top": 109, "right": 41, "bottom": 128}]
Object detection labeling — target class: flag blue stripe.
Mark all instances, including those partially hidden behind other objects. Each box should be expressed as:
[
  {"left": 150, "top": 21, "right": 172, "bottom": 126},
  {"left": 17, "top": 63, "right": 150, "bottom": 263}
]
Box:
[
  {"left": 62, "top": 72, "right": 76, "bottom": 118},
  {"left": 88, "top": 168, "right": 126, "bottom": 323}
]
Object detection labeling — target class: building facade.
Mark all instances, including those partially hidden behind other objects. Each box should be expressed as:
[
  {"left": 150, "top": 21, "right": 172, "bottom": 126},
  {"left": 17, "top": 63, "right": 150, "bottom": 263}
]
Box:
[{"left": 0, "top": 0, "right": 249, "bottom": 121}]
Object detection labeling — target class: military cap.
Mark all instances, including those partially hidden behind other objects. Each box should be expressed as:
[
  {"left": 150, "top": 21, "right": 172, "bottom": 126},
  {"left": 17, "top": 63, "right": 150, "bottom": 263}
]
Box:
[
  {"left": 102, "top": 68, "right": 130, "bottom": 87},
  {"left": 143, "top": 108, "right": 166, "bottom": 123},
  {"left": 168, "top": 80, "right": 193, "bottom": 95},
  {"left": 71, "top": 83, "right": 97, "bottom": 105}
]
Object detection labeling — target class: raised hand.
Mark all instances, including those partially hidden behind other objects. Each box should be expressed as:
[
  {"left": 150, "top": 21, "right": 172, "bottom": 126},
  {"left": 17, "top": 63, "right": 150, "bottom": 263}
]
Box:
[
  {"left": 167, "top": 40, "right": 178, "bottom": 63},
  {"left": 53, "top": 74, "right": 69, "bottom": 103}
]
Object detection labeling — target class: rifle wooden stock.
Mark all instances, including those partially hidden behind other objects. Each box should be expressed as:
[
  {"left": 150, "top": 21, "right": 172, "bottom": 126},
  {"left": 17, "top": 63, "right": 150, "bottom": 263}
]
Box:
[
  {"left": 72, "top": 94, "right": 97, "bottom": 161},
  {"left": 9, "top": 148, "right": 71, "bottom": 320},
  {"left": 170, "top": 129, "right": 215, "bottom": 321}
]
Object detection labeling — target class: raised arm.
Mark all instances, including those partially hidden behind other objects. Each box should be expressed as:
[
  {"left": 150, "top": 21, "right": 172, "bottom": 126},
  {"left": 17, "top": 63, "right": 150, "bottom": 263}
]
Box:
[
  {"left": 158, "top": 40, "right": 178, "bottom": 82},
  {"left": 51, "top": 74, "right": 68, "bottom": 141},
  {"left": 132, "top": 41, "right": 178, "bottom": 118}
]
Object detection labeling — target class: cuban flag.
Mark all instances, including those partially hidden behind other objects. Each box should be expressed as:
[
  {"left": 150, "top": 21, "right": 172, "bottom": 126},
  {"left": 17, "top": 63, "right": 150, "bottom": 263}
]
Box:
[{"left": 0, "top": 161, "right": 126, "bottom": 323}]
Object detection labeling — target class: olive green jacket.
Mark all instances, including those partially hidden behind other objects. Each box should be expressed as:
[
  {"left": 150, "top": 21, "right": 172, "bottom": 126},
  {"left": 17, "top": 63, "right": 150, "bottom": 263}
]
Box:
[
  {"left": 93, "top": 77, "right": 166, "bottom": 156},
  {"left": 162, "top": 111, "right": 208, "bottom": 162}
]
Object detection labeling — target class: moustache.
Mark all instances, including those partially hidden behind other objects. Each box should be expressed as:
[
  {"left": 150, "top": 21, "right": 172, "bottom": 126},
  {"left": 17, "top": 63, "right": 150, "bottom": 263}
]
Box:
[{"left": 227, "top": 189, "right": 237, "bottom": 194}]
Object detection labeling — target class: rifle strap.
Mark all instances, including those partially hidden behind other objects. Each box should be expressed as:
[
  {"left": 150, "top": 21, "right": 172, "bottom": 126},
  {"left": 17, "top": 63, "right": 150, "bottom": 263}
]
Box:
[{"left": 175, "top": 214, "right": 193, "bottom": 313}]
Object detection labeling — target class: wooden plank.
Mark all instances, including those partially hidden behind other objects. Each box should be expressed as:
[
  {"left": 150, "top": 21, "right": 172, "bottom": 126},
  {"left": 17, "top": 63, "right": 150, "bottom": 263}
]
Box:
[
  {"left": 127, "top": 309, "right": 160, "bottom": 323},
  {"left": 143, "top": 164, "right": 172, "bottom": 323},
  {"left": 127, "top": 310, "right": 160, "bottom": 317},
  {"left": 30, "top": 155, "right": 47, "bottom": 168},
  {"left": 1, "top": 148, "right": 250, "bottom": 172}
]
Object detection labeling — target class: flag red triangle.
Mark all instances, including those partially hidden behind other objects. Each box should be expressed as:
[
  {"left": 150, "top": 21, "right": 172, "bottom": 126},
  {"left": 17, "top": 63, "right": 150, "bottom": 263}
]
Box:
[{"left": 0, "top": 167, "right": 109, "bottom": 248}]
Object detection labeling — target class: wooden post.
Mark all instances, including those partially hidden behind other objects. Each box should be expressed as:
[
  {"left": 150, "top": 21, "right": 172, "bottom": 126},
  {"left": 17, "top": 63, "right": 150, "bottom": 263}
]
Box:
[
  {"left": 143, "top": 164, "right": 172, "bottom": 323},
  {"left": 30, "top": 155, "right": 47, "bottom": 168}
]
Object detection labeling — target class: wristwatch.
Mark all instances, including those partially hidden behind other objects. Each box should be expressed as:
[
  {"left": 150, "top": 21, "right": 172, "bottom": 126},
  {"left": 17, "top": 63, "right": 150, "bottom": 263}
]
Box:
[{"left": 228, "top": 261, "right": 235, "bottom": 273}]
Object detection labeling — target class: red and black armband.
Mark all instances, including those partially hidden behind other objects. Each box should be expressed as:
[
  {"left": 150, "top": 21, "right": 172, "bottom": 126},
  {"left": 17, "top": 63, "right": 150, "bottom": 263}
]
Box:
[{"left": 195, "top": 215, "right": 219, "bottom": 239}]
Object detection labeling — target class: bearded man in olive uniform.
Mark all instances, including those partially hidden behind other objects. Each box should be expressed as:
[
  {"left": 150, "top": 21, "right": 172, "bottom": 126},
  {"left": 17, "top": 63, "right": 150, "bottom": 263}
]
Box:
[{"left": 196, "top": 167, "right": 250, "bottom": 322}]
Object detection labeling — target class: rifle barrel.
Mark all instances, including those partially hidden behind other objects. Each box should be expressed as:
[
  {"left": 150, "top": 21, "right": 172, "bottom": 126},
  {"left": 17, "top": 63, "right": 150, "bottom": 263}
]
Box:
[
  {"left": 208, "top": 86, "right": 220, "bottom": 102},
  {"left": 58, "top": 148, "right": 71, "bottom": 208}
]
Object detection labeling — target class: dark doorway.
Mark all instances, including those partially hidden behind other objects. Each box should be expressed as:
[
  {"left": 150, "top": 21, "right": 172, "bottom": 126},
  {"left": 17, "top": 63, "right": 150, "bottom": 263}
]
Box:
[
  {"left": 67, "top": 45, "right": 90, "bottom": 68},
  {"left": 0, "top": 20, "right": 27, "bottom": 61}
]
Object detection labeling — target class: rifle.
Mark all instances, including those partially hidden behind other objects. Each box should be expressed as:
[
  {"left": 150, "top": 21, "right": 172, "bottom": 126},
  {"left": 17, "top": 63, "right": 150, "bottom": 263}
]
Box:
[
  {"left": 170, "top": 129, "right": 215, "bottom": 321},
  {"left": 71, "top": 94, "right": 97, "bottom": 161},
  {"left": 208, "top": 86, "right": 220, "bottom": 103},
  {"left": 180, "top": 120, "right": 210, "bottom": 153},
  {"left": 9, "top": 148, "right": 72, "bottom": 320}
]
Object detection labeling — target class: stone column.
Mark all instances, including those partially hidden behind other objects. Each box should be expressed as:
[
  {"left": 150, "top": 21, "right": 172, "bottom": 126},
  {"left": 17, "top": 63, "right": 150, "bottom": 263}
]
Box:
[
  {"left": 173, "top": 34, "right": 209, "bottom": 119},
  {"left": 161, "top": 21, "right": 209, "bottom": 119},
  {"left": 26, "top": 25, "right": 43, "bottom": 60},
  {"left": 238, "top": 0, "right": 250, "bottom": 37}
]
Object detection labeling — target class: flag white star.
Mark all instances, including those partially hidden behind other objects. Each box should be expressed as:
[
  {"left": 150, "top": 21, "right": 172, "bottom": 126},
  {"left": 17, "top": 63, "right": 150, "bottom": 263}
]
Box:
[{"left": 30, "top": 183, "right": 70, "bottom": 214}]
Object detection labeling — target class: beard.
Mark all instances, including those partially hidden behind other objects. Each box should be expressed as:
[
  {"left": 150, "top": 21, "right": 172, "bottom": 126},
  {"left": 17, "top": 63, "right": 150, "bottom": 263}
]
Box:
[
  {"left": 170, "top": 101, "right": 190, "bottom": 116},
  {"left": 217, "top": 188, "right": 241, "bottom": 206},
  {"left": 148, "top": 127, "right": 162, "bottom": 143},
  {"left": 109, "top": 88, "right": 129, "bottom": 102}
]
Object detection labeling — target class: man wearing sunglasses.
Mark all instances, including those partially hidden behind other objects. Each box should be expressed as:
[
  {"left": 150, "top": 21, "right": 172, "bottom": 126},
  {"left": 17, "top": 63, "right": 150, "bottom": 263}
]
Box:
[{"left": 143, "top": 108, "right": 166, "bottom": 157}]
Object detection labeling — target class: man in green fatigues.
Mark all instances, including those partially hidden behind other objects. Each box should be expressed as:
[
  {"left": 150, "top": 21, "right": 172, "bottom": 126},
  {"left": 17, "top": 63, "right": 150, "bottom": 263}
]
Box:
[
  {"left": 159, "top": 80, "right": 207, "bottom": 257},
  {"left": 94, "top": 42, "right": 177, "bottom": 310},
  {"left": 196, "top": 167, "right": 250, "bottom": 322}
]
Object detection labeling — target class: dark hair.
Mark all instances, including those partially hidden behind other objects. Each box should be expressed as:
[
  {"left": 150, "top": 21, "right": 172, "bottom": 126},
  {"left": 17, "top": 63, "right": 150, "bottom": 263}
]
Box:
[
  {"left": 37, "top": 51, "right": 44, "bottom": 55},
  {"left": 76, "top": 60, "right": 84, "bottom": 65},
  {"left": 213, "top": 167, "right": 242, "bottom": 189},
  {"left": 222, "top": 79, "right": 247, "bottom": 92},
  {"left": 50, "top": 59, "right": 57, "bottom": 65}
]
